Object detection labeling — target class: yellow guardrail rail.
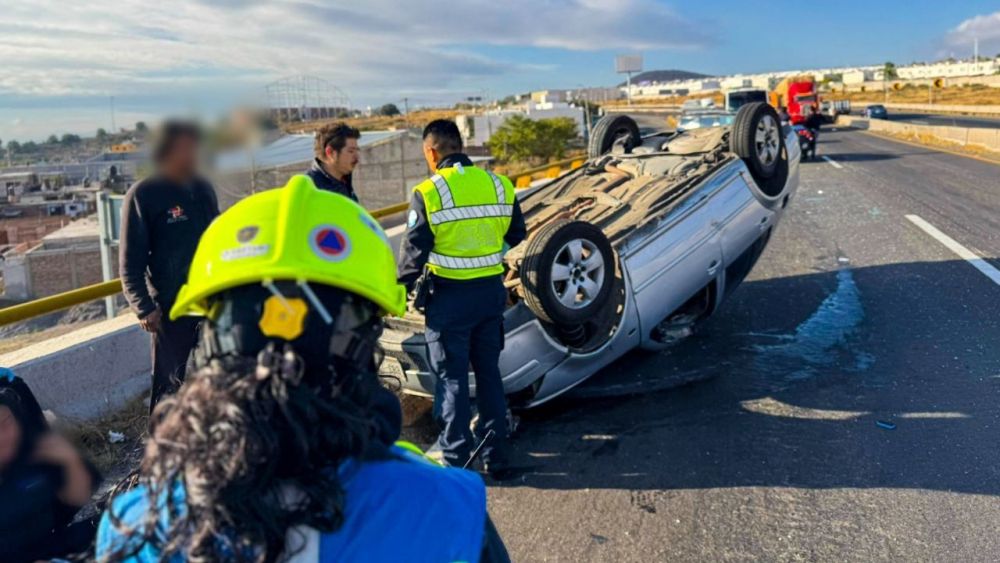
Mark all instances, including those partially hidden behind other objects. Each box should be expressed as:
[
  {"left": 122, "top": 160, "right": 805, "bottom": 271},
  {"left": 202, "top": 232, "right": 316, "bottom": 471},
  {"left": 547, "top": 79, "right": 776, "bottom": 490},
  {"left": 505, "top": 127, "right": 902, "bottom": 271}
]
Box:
[
  {"left": 512, "top": 156, "right": 586, "bottom": 188},
  {"left": 0, "top": 201, "right": 410, "bottom": 327},
  {"left": 0, "top": 158, "right": 586, "bottom": 327}
]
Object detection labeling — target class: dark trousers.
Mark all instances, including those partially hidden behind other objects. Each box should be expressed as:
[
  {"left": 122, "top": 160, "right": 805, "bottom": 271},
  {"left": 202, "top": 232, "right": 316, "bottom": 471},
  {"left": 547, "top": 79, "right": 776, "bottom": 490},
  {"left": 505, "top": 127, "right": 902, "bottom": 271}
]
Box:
[
  {"left": 425, "top": 276, "right": 509, "bottom": 467},
  {"left": 150, "top": 315, "right": 201, "bottom": 413}
]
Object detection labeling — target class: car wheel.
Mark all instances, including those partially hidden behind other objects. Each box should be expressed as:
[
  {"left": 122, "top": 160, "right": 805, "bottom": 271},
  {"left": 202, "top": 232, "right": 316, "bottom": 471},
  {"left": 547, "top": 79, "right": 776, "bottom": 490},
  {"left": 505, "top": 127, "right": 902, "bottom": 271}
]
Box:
[
  {"left": 730, "top": 102, "right": 789, "bottom": 199},
  {"left": 521, "top": 220, "right": 615, "bottom": 326},
  {"left": 588, "top": 115, "right": 642, "bottom": 158}
]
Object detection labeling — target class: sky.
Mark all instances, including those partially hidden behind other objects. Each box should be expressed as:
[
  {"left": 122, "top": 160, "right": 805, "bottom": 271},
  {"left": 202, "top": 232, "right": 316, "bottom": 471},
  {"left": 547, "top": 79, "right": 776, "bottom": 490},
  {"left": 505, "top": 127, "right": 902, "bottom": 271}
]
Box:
[{"left": 1, "top": 0, "right": 999, "bottom": 142}]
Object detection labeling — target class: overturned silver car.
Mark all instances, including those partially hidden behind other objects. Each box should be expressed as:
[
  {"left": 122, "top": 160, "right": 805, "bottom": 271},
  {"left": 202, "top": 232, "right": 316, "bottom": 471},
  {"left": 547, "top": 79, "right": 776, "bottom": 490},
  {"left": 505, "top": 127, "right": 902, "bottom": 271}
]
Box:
[{"left": 381, "top": 102, "right": 800, "bottom": 407}]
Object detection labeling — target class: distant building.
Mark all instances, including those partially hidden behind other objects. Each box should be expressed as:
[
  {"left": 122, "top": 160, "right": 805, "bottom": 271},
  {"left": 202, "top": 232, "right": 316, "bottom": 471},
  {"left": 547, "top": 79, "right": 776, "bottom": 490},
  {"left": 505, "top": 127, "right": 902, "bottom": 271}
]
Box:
[
  {"left": 456, "top": 102, "right": 585, "bottom": 147},
  {"left": 897, "top": 58, "right": 999, "bottom": 80},
  {"left": 1, "top": 216, "right": 112, "bottom": 300}
]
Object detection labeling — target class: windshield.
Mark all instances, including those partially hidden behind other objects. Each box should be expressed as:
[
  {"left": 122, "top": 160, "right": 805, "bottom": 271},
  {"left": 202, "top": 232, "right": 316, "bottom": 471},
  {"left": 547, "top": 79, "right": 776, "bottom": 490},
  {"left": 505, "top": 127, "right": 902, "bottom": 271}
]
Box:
[{"left": 796, "top": 95, "right": 817, "bottom": 104}]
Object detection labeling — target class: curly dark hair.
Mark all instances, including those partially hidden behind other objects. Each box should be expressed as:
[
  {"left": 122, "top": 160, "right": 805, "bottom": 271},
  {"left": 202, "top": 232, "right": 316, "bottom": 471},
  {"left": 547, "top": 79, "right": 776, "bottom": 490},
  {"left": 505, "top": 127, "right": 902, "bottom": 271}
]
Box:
[{"left": 106, "top": 345, "right": 387, "bottom": 562}]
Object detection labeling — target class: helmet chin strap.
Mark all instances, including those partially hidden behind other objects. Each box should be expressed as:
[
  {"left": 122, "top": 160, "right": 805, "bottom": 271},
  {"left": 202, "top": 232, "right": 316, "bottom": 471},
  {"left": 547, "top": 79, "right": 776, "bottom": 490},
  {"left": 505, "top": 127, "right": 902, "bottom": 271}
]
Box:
[{"left": 297, "top": 280, "right": 333, "bottom": 325}]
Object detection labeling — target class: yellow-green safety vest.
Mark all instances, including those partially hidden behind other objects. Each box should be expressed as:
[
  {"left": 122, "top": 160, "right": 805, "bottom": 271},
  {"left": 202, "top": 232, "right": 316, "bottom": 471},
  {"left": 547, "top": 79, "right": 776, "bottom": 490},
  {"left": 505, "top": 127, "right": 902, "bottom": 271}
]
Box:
[{"left": 414, "top": 163, "right": 516, "bottom": 280}]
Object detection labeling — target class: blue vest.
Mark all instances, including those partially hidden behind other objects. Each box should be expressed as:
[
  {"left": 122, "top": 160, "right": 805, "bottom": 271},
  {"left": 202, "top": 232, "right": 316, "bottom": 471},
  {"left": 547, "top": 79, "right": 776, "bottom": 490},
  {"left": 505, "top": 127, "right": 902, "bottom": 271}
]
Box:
[{"left": 96, "top": 447, "right": 486, "bottom": 562}]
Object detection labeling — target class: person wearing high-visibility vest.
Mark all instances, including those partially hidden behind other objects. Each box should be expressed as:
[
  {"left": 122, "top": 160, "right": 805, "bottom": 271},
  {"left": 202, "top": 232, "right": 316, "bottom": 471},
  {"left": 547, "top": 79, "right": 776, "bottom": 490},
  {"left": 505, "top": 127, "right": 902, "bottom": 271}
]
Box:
[
  {"left": 96, "top": 176, "right": 510, "bottom": 562},
  {"left": 398, "top": 120, "right": 526, "bottom": 479}
]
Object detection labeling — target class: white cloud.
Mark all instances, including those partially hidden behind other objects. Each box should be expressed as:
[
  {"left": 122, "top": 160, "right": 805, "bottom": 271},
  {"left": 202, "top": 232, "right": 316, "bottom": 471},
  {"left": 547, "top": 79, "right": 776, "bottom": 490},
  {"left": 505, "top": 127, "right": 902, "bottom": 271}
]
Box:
[
  {"left": 0, "top": 0, "right": 709, "bottom": 101},
  {"left": 944, "top": 11, "right": 1000, "bottom": 56}
]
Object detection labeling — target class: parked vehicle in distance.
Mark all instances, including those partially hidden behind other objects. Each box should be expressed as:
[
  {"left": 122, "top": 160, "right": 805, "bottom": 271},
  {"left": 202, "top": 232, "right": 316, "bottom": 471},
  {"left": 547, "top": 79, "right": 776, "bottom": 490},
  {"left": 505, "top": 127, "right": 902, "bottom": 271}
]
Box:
[
  {"left": 678, "top": 110, "right": 735, "bottom": 131},
  {"left": 380, "top": 103, "right": 801, "bottom": 408},
  {"left": 864, "top": 104, "right": 888, "bottom": 119},
  {"left": 820, "top": 100, "right": 851, "bottom": 122},
  {"left": 769, "top": 75, "right": 819, "bottom": 125},
  {"left": 724, "top": 88, "right": 768, "bottom": 112}
]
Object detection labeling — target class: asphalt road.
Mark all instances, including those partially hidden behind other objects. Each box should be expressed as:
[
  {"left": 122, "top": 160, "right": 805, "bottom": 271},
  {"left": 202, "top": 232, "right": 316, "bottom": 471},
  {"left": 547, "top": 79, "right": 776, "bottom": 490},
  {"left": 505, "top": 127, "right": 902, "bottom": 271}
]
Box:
[
  {"left": 484, "top": 128, "right": 1000, "bottom": 561},
  {"left": 882, "top": 112, "right": 1000, "bottom": 129}
]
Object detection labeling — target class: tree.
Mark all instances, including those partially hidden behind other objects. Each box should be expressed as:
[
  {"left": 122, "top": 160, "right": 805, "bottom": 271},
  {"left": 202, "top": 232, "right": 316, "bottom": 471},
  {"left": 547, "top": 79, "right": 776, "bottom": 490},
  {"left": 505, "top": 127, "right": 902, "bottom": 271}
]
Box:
[
  {"left": 135, "top": 121, "right": 148, "bottom": 132},
  {"left": 22, "top": 141, "right": 37, "bottom": 152},
  {"left": 46, "top": 134, "right": 59, "bottom": 145},
  {"left": 96, "top": 128, "right": 108, "bottom": 140},
  {"left": 883, "top": 61, "right": 898, "bottom": 80},
  {"left": 60, "top": 133, "right": 81, "bottom": 146},
  {"left": 377, "top": 103, "right": 400, "bottom": 116},
  {"left": 488, "top": 115, "right": 578, "bottom": 164}
]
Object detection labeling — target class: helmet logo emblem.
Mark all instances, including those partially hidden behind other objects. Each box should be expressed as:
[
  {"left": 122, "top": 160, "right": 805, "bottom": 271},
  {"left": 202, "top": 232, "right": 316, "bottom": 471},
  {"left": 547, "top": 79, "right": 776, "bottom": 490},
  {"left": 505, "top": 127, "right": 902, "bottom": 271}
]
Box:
[
  {"left": 237, "top": 226, "right": 258, "bottom": 244},
  {"left": 309, "top": 225, "right": 351, "bottom": 261}
]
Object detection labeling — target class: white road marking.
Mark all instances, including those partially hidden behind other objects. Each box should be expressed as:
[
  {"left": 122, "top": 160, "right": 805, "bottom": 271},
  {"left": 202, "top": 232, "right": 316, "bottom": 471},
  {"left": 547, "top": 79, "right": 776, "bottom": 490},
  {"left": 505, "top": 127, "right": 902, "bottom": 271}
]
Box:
[
  {"left": 912, "top": 120, "right": 928, "bottom": 125},
  {"left": 905, "top": 214, "right": 1000, "bottom": 286},
  {"left": 385, "top": 224, "right": 407, "bottom": 237},
  {"left": 821, "top": 155, "right": 843, "bottom": 169}
]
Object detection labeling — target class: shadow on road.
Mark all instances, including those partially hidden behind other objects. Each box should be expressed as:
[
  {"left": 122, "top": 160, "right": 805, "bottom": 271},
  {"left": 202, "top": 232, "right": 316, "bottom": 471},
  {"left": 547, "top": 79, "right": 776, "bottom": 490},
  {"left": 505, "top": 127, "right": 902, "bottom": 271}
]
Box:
[{"left": 501, "top": 260, "right": 1000, "bottom": 495}]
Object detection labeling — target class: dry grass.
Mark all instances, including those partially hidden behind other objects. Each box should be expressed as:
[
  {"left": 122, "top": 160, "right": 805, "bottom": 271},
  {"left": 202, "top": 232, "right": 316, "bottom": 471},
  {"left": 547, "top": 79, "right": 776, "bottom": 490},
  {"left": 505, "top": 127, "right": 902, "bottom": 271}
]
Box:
[
  {"left": 0, "top": 321, "right": 104, "bottom": 355},
  {"left": 60, "top": 394, "right": 148, "bottom": 475},
  {"left": 870, "top": 129, "right": 1000, "bottom": 163},
  {"left": 828, "top": 84, "right": 1000, "bottom": 106},
  {"left": 602, "top": 92, "right": 723, "bottom": 107}
]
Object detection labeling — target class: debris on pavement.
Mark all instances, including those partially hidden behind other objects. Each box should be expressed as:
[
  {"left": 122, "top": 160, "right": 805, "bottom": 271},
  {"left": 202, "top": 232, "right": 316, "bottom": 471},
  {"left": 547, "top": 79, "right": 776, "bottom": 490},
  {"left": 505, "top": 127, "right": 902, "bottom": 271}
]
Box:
[{"left": 876, "top": 420, "right": 896, "bottom": 430}]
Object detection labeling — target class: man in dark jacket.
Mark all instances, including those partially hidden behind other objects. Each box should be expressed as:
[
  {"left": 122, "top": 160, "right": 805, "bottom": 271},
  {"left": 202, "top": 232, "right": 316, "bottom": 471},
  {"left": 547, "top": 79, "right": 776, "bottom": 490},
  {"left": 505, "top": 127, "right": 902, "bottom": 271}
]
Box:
[
  {"left": 119, "top": 121, "right": 219, "bottom": 412},
  {"left": 305, "top": 122, "right": 361, "bottom": 202}
]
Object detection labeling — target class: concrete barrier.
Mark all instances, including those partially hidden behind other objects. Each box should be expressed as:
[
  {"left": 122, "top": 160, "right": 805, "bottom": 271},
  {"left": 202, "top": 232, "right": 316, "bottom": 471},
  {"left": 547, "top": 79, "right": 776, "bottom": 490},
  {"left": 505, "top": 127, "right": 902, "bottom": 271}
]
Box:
[
  {"left": 0, "top": 315, "right": 149, "bottom": 420},
  {"left": 882, "top": 103, "right": 1000, "bottom": 117},
  {"left": 836, "top": 115, "right": 1000, "bottom": 154}
]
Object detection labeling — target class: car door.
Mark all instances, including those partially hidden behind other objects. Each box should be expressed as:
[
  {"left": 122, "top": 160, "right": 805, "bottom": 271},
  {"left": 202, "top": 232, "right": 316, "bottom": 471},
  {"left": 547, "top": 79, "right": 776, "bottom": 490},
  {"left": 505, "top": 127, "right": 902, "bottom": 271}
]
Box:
[
  {"left": 716, "top": 172, "right": 775, "bottom": 296},
  {"left": 624, "top": 188, "right": 723, "bottom": 339}
]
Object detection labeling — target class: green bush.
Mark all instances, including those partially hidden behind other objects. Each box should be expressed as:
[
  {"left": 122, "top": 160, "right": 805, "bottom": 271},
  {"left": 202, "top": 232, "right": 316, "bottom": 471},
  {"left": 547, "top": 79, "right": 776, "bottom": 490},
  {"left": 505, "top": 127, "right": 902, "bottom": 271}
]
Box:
[{"left": 489, "top": 115, "right": 577, "bottom": 164}]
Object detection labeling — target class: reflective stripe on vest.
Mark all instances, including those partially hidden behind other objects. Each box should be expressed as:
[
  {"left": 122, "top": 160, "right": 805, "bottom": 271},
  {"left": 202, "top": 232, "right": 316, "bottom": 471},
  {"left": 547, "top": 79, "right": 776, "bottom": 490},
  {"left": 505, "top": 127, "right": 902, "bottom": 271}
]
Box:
[
  {"left": 429, "top": 203, "right": 513, "bottom": 225},
  {"left": 488, "top": 171, "right": 506, "bottom": 204},
  {"left": 431, "top": 174, "right": 455, "bottom": 209},
  {"left": 428, "top": 251, "right": 504, "bottom": 270}
]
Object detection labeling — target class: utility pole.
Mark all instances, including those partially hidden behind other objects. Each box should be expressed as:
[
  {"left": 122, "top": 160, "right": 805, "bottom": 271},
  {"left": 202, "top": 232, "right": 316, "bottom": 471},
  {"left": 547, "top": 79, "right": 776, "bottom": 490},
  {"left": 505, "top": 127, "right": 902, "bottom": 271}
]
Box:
[{"left": 403, "top": 97, "right": 410, "bottom": 130}]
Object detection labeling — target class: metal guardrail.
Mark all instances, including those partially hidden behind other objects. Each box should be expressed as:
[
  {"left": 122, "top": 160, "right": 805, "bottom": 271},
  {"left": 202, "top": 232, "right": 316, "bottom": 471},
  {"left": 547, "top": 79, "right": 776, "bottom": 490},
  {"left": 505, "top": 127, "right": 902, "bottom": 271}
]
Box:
[
  {"left": 512, "top": 156, "right": 586, "bottom": 188},
  {"left": 0, "top": 201, "right": 410, "bottom": 327},
  {"left": 0, "top": 159, "right": 586, "bottom": 327}
]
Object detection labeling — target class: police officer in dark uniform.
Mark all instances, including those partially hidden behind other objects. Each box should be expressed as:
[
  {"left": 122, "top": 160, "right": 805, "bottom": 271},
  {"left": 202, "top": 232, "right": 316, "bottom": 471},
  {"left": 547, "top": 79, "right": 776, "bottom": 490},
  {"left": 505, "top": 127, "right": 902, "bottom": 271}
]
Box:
[
  {"left": 120, "top": 121, "right": 219, "bottom": 412},
  {"left": 306, "top": 122, "right": 361, "bottom": 202},
  {"left": 398, "top": 120, "right": 526, "bottom": 478}
]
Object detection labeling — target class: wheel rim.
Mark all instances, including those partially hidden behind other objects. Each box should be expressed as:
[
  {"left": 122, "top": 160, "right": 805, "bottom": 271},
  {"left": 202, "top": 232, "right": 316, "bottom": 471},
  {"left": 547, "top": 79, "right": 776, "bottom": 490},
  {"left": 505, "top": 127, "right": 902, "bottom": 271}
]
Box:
[
  {"left": 754, "top": 115, "right": 780, "bottom": 167},
  {"left": 550, "top": 238, "right": 605, "bottom": 309}
]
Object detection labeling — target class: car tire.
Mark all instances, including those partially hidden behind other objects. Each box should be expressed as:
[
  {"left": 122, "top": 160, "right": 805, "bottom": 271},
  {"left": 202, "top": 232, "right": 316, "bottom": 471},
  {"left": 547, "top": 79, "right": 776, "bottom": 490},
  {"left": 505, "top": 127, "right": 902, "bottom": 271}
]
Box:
[
  {"left": 730, "top": 102, "right": 789, "bottom": 199},
  {"left": 588, "top": 115, "right": 642, "bottom": 158},
  {"left": 521, "top": 220, "right": 615, "bottom": 326}
]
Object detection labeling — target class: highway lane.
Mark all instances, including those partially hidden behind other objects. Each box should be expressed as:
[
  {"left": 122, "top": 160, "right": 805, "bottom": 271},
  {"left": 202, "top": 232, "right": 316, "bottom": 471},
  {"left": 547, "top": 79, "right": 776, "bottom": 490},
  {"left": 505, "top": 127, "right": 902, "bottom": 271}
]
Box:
[
  {"left": 482, "top": 129, "right": 1000, "bottom": 561},
  {"left": 881, "top": 112, "right": 1000, "bottom": 129}
]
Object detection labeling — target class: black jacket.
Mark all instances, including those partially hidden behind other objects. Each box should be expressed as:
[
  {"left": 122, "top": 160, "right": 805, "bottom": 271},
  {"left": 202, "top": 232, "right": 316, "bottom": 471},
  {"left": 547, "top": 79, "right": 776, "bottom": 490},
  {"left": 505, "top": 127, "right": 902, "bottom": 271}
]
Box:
[
  {"left": 396, "top": 154, "right": 526, "bottom": 288},
  {"left": 306, "top": 158, "right": 358, "bottom": 202},
  {"left": 119, "top": 175, "right": 220, "bottom": 318}
]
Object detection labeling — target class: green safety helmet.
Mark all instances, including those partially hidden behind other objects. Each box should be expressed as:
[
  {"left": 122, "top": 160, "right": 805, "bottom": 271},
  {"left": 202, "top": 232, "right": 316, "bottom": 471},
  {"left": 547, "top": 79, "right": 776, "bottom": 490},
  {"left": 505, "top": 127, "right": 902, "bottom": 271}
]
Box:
[{"left": 170, "top": 174, "right": 406, "bottom": 321}]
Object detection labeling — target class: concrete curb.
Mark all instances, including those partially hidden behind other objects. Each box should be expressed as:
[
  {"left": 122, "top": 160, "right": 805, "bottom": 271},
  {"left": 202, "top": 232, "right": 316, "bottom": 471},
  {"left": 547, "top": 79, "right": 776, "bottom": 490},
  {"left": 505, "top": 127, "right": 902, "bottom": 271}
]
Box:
[{"left": 0, "top": 315, "right": 150, "bottom": 420}]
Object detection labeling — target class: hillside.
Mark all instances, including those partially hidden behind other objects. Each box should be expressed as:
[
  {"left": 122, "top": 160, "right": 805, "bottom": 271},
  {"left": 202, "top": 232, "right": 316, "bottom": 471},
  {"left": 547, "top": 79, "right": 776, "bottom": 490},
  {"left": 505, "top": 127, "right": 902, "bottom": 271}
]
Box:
[{"left": 619, "top": 69, "right": 710, "bottom": 86}]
